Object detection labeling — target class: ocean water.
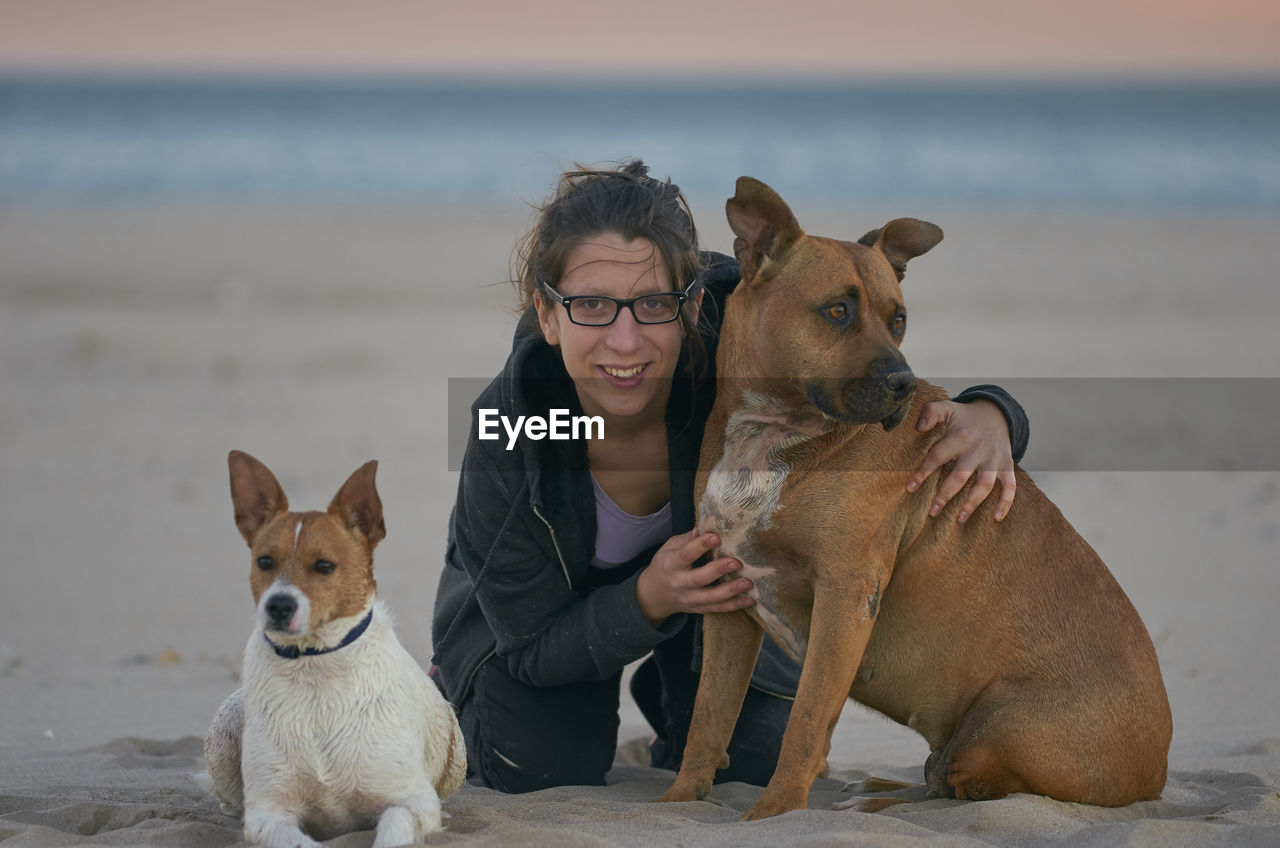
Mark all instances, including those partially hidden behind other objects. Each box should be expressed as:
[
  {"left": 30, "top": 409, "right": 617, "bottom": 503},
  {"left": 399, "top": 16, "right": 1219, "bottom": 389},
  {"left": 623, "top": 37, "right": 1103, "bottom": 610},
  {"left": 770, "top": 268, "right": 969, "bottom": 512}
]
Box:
[{"left": 1, "top": 76, "right": 1278, "bottom": 211}]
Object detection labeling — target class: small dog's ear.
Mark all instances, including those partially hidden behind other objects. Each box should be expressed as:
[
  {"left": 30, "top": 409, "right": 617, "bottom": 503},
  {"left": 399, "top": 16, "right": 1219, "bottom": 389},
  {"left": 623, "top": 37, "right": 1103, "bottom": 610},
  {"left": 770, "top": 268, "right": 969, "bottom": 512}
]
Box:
[
  {"left": 861, "top": 219, "right": 943, "bottom": 282},
  {"left": 228, "top": 450, "right": 288, "bottom": 545},
  {"left": 329, "top": 460, "right": 386, "bottom": 548},
  {"left": 726, "top": 177, "right": 804, "bottom": 283}
]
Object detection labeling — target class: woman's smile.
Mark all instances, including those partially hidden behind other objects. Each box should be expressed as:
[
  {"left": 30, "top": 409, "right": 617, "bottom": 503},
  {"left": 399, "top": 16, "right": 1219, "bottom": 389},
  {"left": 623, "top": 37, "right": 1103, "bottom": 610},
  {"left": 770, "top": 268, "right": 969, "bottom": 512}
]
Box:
[{"left": 599, "top": 363, "right": 649, "bottom": 386}]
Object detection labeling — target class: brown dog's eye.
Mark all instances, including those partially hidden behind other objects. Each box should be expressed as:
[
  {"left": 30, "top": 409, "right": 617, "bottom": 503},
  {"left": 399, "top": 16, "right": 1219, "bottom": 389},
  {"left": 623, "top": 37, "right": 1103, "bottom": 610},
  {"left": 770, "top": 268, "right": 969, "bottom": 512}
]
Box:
[
  {"left": 257, "top": 556, "right": 275, "bottom": 571},
  {"left": 314, "top": 560, "right": 336, "bottom": 575},
  {"left": 892, "top": 314, "right": 907, "bottom": 335},
  {"left": 823, "top": 302, "right": 852, "bottom": 326}
]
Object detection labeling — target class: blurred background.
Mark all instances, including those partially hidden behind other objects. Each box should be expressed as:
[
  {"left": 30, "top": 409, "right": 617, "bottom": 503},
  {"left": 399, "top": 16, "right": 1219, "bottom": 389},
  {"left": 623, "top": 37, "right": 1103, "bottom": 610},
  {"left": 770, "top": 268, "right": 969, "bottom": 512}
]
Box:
[
  {"left": 1, "top": 0, "right": 1278, "bottom": 762},
  {"left": 3, "top": 1, "right": 1279, "bottom": 212}
]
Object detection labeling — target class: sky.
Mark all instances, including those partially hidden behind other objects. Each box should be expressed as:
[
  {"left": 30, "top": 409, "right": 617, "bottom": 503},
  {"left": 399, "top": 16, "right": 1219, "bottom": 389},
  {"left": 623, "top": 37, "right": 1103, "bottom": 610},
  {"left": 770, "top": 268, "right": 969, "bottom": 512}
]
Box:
[{"left": 1, "top": 0, "right": 1278, "bottom": 79}]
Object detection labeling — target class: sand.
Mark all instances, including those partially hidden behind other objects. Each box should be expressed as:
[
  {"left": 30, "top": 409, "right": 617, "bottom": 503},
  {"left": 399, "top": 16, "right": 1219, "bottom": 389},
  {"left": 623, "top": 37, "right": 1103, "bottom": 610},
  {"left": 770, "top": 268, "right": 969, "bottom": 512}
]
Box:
[{"left": 1, "top": 200, "right": 1278, "bottom": 847}]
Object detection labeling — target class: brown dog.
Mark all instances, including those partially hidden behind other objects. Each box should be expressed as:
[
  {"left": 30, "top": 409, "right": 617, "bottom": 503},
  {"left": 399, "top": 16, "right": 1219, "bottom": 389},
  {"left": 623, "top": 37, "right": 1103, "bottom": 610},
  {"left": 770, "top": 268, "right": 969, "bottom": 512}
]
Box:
[{"left": 657, "top": 178, "right": 1171, "bottom": 820}]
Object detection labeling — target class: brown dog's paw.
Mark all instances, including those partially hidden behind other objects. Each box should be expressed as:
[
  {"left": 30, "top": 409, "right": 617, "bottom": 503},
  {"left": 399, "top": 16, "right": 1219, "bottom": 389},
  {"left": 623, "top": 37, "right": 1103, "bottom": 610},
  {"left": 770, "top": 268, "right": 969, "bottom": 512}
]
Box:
[
  {"left": 654, "top": 778, "right": 711, "bottom": 804},
  {"left": 741, "top": 786, "right": 808, "bottom": 820}
]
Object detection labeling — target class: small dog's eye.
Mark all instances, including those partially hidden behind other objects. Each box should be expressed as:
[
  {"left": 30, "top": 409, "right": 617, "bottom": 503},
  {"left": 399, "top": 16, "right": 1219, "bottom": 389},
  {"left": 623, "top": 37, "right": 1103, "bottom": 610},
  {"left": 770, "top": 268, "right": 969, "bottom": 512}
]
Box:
[
  {"left": 257, "top": 556, "right": 275, "bottom": 570},
  {"left": 892, "top": 313, "right": 907, "bottom": 335},
  {"left": 314, "top": 560, "right": 336, "bottom": 575}
]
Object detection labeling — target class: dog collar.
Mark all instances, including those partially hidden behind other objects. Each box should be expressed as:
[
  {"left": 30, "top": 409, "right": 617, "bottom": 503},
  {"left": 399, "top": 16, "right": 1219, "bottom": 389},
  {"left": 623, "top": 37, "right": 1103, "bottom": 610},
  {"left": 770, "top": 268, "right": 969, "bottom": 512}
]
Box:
[{"left": 264, "top": 608, "right": 374, "bottom": 660}]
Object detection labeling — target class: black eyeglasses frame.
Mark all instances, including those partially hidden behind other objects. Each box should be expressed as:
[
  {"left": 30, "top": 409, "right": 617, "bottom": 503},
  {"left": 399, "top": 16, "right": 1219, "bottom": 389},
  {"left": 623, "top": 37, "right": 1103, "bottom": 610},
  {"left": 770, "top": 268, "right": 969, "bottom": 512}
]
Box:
[{"left": 539, "top": 278, "right": 700, "bottom": 327}]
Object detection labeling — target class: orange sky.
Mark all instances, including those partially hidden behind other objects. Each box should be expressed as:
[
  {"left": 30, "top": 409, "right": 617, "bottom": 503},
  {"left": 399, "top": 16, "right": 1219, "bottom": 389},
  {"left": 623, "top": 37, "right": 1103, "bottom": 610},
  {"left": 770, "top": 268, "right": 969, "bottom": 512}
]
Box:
[{"left": 2, "top": 0, "right": 1278, "bottom": 78}]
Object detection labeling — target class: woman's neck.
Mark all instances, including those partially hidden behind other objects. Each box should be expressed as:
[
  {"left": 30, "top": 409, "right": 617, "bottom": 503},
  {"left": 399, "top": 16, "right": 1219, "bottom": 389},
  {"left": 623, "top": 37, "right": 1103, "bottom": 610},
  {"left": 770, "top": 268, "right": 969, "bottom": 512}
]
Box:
[
  {"left": 574, "top": 381, "right": 671, "bottom": 442},
  {"left": 588, "top": 423, "right": 672, "bottom": 515}
]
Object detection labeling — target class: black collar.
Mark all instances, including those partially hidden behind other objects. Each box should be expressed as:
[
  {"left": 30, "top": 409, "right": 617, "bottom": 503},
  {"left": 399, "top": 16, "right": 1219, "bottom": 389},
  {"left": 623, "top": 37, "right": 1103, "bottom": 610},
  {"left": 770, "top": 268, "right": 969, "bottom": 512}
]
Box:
[{"left": 264, "top": 608, "right": 374, "bottom": 660}]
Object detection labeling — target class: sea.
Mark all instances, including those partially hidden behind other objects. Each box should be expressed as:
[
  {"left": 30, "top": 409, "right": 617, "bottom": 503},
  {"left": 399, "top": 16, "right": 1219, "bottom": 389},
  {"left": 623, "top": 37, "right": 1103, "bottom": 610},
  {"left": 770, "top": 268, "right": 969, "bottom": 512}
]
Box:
[{"left": 1, "top": 76, "right": 1279, "bottom": 212}]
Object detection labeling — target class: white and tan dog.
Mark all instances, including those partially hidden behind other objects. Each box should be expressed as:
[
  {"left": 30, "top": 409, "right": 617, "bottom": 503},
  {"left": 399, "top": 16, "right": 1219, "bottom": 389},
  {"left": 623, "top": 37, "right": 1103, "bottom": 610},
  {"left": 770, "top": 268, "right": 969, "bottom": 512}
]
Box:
[{"left": 205, "top": 451, "right": 465, "bottom": 848}]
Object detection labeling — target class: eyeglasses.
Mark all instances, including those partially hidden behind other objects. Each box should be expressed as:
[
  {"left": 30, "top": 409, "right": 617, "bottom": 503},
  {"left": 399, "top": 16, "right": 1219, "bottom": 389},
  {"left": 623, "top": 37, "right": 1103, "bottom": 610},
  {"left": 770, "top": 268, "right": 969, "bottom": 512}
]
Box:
[{"left": 540, "top": 279, "right": 698, "bottom": 327}]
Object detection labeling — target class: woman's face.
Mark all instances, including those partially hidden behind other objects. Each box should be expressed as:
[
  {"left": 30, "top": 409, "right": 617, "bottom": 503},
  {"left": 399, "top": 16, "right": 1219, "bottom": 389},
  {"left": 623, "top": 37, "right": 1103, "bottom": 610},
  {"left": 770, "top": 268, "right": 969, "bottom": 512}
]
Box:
[{"left": 535, "top": 233, "right": 692, "bottom": 425}]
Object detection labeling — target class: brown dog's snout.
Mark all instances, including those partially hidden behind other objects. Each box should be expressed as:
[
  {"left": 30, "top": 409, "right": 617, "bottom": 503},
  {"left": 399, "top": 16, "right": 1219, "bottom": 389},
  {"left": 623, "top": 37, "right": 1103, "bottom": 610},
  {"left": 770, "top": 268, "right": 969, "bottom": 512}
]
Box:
[
  {"left": 804, "top": 354, "right": 918, "bottom": 426},
  {"left": 871, "top": 358, "right": 917, "bottom": 430},
  {"left": 826, "top": 356, "right": 917, "bottom": 430},
  {"left": 883, "top": 368, "right": 917, "bottom": 403},
  {"left": 878, "top": 367, "right": 917, "bottom": 431},
  {"left": 857, "top": 356, "right": 916, "bottom": 403}
]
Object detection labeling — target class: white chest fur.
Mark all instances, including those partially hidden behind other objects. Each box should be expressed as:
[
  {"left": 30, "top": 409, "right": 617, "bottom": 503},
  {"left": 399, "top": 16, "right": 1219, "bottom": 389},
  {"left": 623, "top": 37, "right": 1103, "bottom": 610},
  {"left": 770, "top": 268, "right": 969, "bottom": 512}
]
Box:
[
  {"left": 699, "top": 394, "right": 824, "bottom": 661},
  {"left": 239, "top": 602, "right": 439, "bottom": 836}
]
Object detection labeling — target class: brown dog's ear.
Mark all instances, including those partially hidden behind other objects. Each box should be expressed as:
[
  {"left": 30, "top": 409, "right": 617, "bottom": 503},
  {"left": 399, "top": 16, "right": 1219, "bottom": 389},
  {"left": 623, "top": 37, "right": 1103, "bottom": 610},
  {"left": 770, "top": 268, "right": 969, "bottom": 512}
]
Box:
[
  {"left": 726, "top": 177, "right": 804, "bottom": 282},
  {"left": 328, "top": 460, "right": 386, "bottom": 548},
  {"left": 859, "top": 218, "right": 943, "bottom": 282},
  {"left": 228, "top": 450, "right": 289, "bottom": 545}
]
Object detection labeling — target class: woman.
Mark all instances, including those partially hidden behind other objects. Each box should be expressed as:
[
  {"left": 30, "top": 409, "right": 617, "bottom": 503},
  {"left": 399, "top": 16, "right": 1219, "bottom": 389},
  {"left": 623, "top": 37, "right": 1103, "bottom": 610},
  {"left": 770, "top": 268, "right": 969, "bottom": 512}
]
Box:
[{"left": 432, "top": 160, "right": 1029, "bottom": 793}]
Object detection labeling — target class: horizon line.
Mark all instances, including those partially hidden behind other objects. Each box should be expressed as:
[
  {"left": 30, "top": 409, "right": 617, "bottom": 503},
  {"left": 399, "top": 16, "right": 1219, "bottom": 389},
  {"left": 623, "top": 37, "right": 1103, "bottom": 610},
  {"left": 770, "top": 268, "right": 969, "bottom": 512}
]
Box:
[{"left": 3, "top": 66, "right": 1280, "bottom": 87}]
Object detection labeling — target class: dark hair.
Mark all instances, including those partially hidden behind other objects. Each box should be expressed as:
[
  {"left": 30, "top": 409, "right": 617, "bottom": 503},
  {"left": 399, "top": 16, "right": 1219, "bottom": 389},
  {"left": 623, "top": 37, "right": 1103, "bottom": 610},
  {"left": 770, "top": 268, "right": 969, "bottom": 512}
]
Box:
[{"left": 514, "top": 159, "right": 708, "bottom": 373}]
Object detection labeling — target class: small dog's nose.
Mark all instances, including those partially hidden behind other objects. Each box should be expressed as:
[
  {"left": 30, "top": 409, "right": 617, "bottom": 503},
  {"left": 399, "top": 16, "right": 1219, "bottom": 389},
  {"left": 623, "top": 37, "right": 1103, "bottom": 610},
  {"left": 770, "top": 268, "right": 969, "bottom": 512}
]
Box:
[
  {"left": 265, "top": 593, "right": 297, "bottom": 626},
  {"left": 884, "top": 370, "right": 917, "bottom": 402}
]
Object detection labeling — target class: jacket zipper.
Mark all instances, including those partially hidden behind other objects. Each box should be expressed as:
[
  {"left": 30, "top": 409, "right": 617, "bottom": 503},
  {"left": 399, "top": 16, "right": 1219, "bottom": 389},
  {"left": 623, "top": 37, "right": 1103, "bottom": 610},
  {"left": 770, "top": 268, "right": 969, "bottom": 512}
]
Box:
[
  {"left": 452, "top": 499, "right": 569, "bottom": 706},
  {"left": 530, "top": 500, "right": 572, "bottom": 587}
]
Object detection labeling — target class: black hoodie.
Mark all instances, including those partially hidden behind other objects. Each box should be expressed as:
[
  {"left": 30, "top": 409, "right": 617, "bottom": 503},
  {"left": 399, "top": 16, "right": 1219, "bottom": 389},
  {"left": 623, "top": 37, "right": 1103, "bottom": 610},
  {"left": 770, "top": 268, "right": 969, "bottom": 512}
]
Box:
[{"left": 430, "top": 254, "right": 1028, "bottom": 707}]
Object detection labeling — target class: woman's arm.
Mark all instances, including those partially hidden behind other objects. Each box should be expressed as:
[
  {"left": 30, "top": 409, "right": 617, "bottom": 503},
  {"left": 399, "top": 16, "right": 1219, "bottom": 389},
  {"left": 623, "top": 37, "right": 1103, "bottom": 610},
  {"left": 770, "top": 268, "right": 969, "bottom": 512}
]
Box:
[
  {"left": 908, "top": 385, "right": 1030, "bottom": 523},
  {"left": 449, "top": 439, "right": 683, "bottom": 688}
]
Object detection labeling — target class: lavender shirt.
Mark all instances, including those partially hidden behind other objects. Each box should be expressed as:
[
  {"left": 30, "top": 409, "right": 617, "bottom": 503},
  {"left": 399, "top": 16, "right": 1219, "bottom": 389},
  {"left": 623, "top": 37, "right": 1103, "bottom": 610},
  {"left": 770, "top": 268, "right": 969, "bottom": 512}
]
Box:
[{"left": 589, "top": 474, "right": 673, "bottom": 569}]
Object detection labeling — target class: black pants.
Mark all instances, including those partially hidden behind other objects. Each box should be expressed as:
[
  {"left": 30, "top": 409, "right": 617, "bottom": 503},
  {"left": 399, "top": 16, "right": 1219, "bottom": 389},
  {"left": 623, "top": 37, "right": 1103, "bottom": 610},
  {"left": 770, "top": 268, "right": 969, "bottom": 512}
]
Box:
[{"left": 458, "top": 626, "right": 792, "bottom": 793}]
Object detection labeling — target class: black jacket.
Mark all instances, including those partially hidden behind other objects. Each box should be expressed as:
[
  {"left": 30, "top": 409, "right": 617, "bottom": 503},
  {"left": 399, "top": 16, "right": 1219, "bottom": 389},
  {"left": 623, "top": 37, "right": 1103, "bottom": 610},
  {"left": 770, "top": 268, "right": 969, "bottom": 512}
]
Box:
[{"left": 431, "top": 254, "right": 1028, "bottom": 706}]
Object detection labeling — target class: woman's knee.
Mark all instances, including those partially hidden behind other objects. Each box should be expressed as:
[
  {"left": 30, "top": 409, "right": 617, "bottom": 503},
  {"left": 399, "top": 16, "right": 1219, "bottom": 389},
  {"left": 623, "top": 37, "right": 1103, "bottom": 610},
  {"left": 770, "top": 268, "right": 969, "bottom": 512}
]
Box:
[
  {"left": 716, "top": 688, "right": 790, "bottom": 785},
  {"left": 472, "top": 735, "right": 614, "bottom": 793},
  {"left": 460, "top": 659, "right": 622, "bottom": 793},
  {"left": 653, "top": 686, "right": 788, "bottom": 787}
]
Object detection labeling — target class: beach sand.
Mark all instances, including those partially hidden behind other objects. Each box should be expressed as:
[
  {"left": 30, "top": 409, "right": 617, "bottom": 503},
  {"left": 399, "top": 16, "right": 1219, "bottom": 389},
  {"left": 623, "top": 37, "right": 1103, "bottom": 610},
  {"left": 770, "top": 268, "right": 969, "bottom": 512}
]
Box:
[{"left": 1, "top": 201, "right": 1277, "bottom": 846}]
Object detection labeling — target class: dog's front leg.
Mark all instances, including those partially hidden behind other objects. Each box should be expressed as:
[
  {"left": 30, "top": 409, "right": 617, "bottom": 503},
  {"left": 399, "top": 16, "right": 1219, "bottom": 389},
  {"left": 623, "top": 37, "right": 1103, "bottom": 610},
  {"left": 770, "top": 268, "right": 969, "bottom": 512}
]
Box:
[
  {"left": 243, "top": 804, "right": 320, "bottom": 848},
  {"left": 743, "top": 573, "right": 881, "bottom": 821},
  {"left": 373, "top": 788, "right": 443, "bottom": 848},
  {"left": 656, "top": 610, "right": 764, "bottom": 803}
]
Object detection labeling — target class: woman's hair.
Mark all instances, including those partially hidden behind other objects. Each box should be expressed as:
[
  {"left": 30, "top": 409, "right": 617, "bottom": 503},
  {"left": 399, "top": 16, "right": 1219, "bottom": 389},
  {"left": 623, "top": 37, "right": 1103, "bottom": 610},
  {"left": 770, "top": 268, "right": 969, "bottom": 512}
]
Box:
[{"left": 514, "top": 159, "right": 708, "bottom": 373}]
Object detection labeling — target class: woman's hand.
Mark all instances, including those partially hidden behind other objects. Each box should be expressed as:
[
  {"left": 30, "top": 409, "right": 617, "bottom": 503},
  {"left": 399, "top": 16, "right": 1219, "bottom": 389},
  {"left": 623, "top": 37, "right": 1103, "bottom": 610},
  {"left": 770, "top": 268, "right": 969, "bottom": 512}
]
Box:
[
  {"left": 907, "top": 399, "right": 1016, "bottom": 523},
  {"left": 636, "top": 528, "right": 754, "bottom": 627}
]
